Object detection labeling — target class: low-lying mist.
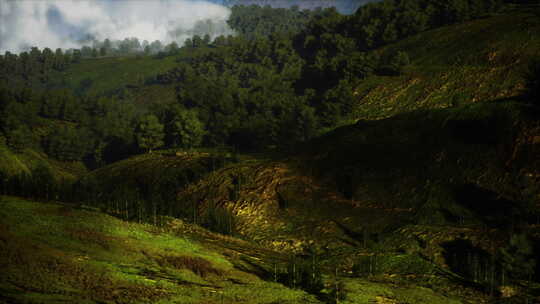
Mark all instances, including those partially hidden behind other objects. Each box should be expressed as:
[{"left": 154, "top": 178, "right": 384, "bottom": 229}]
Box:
[{"left": 0, "top": 0, "right": 234, "bottom": 53}]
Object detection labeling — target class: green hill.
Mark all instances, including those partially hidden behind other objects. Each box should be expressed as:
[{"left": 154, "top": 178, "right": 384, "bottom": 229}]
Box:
[
  {"left": 0, "top": 196, "right": 320, "bottom": 304},
  {"left": 2, "top": 3, "right": 540, "bottom": 303},
  {"left": 353, "top": 7, "right": 540, "bottom": 120},
  {"left": 1, "top": 196, "right": 480, "bottom": 304},
  {"left": 66, "top": 5, "right": 540, "bottom": 266},
  {"left": 175, "top": 100, "right": 539, "bottom": 246}
]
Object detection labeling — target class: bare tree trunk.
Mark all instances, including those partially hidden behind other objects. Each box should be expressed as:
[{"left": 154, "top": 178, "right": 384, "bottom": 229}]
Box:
[
  {"left": 274, "top": 263, "right": 277, "bottom": 282},
  {"left": 292, "top": 261, "right": 296, "bottom": 289},
  {"left": 335, "top": 267, "right": 339, "bottom": 304},
  {"left": 153, "top": 201, "right": 157, "bottom": 226}
]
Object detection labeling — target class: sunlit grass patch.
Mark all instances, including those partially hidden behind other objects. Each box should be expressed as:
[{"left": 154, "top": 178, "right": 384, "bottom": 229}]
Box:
[
  {"left": 110, "top": 222, "right": 233, "bottom": 269},
  {"left": 220, "top": 281, "right": 320, "bottom": 304},
  {"left": 339, "top": 278, "right": 462, "bottom": 304},
  {"left": 1, "top": 196, "right": 322, "bottom": 303}
]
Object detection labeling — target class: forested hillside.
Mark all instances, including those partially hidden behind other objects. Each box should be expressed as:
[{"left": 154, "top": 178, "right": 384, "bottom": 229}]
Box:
[
  {"left": 0, "top": 0, "right": 515, "bottom": 164},
  {"left": 1, "top": 0, "right": 540, "bottom": 303}
]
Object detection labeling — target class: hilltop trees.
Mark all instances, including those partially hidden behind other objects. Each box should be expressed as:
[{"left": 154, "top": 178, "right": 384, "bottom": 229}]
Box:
[
  {"left": 347, "top": 0, "right": 503, "bottom": 51},
  {"left": 0, "top": 47, "right": 72, "bottom": 84},
  {"left": 227, "top": 4, "right": 324, "bottom": 38},
  {"left": 165, "top": 106, "right": 205, "bottom": 149},
  {"left": 166, "top": 42, "right": 180, "bottom": 56}
]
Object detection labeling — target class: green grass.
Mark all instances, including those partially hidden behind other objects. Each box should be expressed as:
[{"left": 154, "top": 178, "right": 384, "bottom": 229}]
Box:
[
  {"left": 317, "top": 277, "right": 464, "bottom": 304},
  {"left": 0, "top": 196, "right": 320, "bottom": 304},
  {"left": 0, "top": 196, "right": 491, "bottom": 304}
]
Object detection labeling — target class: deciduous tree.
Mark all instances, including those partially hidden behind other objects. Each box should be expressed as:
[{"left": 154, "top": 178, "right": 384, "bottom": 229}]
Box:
[{"left": 135, "top": 114, "right": 164, "bottom": 153}]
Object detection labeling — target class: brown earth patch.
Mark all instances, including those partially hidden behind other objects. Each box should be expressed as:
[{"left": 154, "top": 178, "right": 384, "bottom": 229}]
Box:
[
  {"left": 158, "top": 255, "right": 223, "bottom": 278},
  {"left": 69, "top": 229, "right": 116, "bottom": 250}
]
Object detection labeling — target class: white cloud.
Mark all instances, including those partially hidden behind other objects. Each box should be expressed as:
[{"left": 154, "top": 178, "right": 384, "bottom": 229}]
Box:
[{"left": 0, "top": 0, "right": 234, "bottom": 53}]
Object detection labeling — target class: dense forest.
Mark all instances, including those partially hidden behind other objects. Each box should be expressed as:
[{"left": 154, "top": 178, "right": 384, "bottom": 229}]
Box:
[{"left": 0, "top": 0, "right": 509, "bottom": 160}]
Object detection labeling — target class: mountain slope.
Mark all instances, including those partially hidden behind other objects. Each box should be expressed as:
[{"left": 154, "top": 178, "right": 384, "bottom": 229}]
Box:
[
  {"left": 353, "top": 6, "right": 540, "bottom": 120},
  {"left": 175, "top": 101, "right": 539, "bottom": 249},
  {"left": 1, "top": 196, "right": 490, "bottom": 303},
  {"left": 72, "top": 6, "right": 540, "bottom": 253},
  {"left": 0, "top": 196, "right": 321, "bottom": 304}
]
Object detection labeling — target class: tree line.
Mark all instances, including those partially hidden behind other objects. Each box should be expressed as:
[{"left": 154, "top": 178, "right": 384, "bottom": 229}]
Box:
[
  {"left": 0, "top": 47, "right": 73, "bottom": 85},
  {"left": 0, "top": 83, "right": 208, "bottom": 167}
]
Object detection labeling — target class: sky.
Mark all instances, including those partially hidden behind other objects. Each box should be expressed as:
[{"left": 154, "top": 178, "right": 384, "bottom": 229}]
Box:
[
  {"left": 0, "top": 0, "right": 234, "bottom": 53},
  {"left": 0, "top": 0, "right": 372, "bottom": 54}
]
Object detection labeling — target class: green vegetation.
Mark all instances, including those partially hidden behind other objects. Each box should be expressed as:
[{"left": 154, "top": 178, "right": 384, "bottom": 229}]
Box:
[
  {"left": 2, "top": 0, "right": 525, "bottom": 160},
  {"left": 135, "top": 114, "right": 165, "bottom": 153},
  {"left": 0, "top": 197, "right": 319, "bottom": 304},
  {"left": 54, "top": 55, "right": 179, "bottom": 96},
  {"left": 1, "top": 1, "right": 540, "bottom": 303},
  {"left": 1, "top": 197, "right": 481, "bottom": 304}
]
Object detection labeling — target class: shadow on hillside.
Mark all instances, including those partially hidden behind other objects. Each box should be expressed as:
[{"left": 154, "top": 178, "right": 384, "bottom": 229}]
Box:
[
  {"left": 276, "top": 98, "right": 540, "bottom": 233},
  {"left": 440, "top": 238, "right": 491, "bottom": 283},
  {"left": 452, "top": 183, "right": 520, "bottom": 228}
]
